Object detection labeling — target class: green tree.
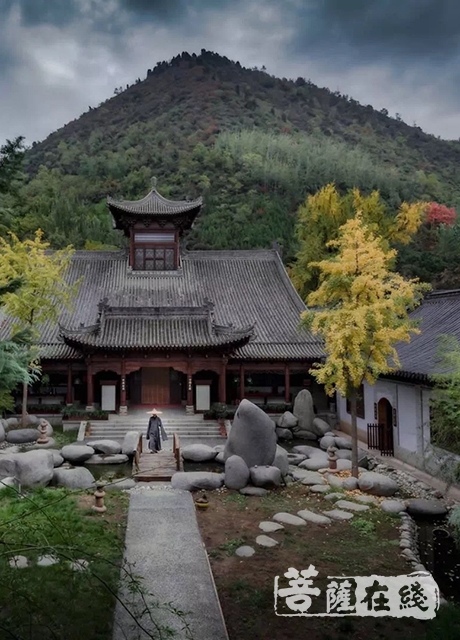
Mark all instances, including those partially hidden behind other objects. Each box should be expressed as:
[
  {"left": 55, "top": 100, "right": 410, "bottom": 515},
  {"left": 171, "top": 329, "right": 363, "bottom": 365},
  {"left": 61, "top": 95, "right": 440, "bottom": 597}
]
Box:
[
  {"left": 302, "top": 213, "right": 429, "bottom": 476},
  {"left": 430, "top": 335, "right": 460, "bottom": 455},
  {"left": 0, "top": 230, "right": 79, "bottom": 424}
]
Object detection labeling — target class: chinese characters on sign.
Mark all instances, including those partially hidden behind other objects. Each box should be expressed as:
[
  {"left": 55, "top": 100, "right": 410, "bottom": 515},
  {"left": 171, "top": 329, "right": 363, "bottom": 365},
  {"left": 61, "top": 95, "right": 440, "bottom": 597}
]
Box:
[{"left": 274, "top": 566, "right": 439, "bottom": 619}]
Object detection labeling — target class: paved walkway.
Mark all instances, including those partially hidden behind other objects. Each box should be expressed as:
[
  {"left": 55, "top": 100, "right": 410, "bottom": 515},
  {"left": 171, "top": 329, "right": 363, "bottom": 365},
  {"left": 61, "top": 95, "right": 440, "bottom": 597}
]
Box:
[
  {"left": 112, "top": 487, "right": 228, "bottom": 640},
  {"left": 335, "top": 429, "right": 460, "bottom": 502}
]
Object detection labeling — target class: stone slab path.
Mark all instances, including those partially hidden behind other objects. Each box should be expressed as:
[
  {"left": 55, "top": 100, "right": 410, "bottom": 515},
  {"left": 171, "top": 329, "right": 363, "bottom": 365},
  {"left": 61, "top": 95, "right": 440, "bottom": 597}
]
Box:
[{"left": 112, "top": 488, "right": 228, "bottom": 640}]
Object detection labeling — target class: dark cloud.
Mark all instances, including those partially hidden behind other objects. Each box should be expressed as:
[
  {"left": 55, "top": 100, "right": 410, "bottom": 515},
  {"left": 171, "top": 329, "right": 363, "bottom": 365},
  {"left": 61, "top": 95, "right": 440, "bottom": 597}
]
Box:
[
  {"left": 291, "top": 0, "right": 460, "bottom": 64},
  {"left": 2, "top": 0, "right": 82, "bottom": 27}
]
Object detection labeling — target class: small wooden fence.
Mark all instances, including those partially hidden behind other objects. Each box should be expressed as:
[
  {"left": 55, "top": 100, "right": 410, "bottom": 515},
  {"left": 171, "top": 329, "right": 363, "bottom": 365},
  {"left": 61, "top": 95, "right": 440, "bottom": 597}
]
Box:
[
  {"left": 134, "top": 432, "right": 182, "bottom": 481},
  {"left": 173, "top": 433, "right": 181, "bottom": 471},
  {"left": 367, "top": 423, "right": 394, "bottom": 457}
]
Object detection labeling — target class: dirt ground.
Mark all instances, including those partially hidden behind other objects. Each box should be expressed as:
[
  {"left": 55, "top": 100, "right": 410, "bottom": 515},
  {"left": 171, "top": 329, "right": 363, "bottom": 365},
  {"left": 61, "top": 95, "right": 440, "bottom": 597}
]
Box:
[{"left": 196, "top": 484, "right": 437, "bottom": 640}]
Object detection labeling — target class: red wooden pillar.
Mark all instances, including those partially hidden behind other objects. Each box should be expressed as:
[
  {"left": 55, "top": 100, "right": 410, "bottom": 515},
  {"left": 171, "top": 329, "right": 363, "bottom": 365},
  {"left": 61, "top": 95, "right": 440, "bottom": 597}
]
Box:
[
  {"left": 284, "top": 363, "right": 290, "bottom": 404},
  {"left": 239, "top": 364, "right": 245, "bottom": 403},
  {"left": 120, "top": 359, "right": 127, "bottom": 415},
  {"left": 219, "top": 360, "right": 227, "bottom": 404},
  {"left": 86, "top": 364, "right": 94, "bottom": 409},
  {"left": 66, "top": 363, "right": 73, "bottom": 405}
]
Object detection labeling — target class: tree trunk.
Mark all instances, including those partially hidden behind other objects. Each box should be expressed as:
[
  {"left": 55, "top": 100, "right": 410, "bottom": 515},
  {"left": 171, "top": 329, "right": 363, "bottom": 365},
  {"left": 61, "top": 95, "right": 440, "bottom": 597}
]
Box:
[
  {"left": 350, "top": 387, "right": 359, "bottom": 478},
  {"left": 21, "top": 380, "right": 28, "bottom": 427}
]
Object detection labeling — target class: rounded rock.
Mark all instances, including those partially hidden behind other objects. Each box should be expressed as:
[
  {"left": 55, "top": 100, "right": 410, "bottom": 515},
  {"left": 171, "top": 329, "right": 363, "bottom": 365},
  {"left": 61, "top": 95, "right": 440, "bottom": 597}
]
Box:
[
  {"left": 406, "top": 499, "right": 448, "bottom": 518},
  {"left": 225, "top": 455, "right": 250, "bottom": 490},
  {"left": 6, "top": 429, "right": 40, "bottom": 444},
  {"left": 250, "top": 465, "right": 281, "bottom": 488},
  {"left": 235, "top": 546, "right": 255, "bottom": 557},
  {"left": 61, "top": 444, "right": 95, "bottom": 464},
  {"left": 182, "top": 444, "right": 217, "bottom": 462},
  {"left": 89, "top": 439, "right": 122, "bottom": 455}
]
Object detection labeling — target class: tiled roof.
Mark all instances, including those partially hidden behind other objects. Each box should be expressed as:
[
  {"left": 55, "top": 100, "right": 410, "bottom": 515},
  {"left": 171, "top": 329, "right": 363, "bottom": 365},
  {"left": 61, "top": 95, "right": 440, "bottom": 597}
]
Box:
[
  {"left": 394, "top": 289, "right": 460, "bottom": 379},
  {"left": 0, "top": 249, "right": 322, "bottom": 361},
  {"left": 107, "top": 188, "right": 202, "bottom": 216}
]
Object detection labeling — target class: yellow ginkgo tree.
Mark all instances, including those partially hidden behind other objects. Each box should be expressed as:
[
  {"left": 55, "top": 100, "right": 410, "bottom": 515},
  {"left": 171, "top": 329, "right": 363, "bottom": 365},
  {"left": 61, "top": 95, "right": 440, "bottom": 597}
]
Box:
[
  {"left": 0, "top": 230, "right": 78, "bottom": 425},
  {"left": 290, "top": 183, "right": 428, "bottom": 299},
  {"left": 302, "top": 213, "right": 430, "bottom": 477}
]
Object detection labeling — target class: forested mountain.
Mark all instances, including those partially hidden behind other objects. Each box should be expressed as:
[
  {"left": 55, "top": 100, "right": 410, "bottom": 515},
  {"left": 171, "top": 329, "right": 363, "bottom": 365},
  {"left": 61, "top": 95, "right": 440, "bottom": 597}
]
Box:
[{"left": 4, "top": 49, "right": 460, "bottom": 287}]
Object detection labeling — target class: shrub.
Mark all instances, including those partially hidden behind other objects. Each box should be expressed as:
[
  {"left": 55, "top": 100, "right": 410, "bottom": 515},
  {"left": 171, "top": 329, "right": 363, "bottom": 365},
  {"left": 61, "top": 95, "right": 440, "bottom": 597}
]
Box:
[
  {"left": 61, "top": 405, "right": 109, "bottom": 420},
  {"left": 14, "top": 403, "right": 63, "bottom": 414}
]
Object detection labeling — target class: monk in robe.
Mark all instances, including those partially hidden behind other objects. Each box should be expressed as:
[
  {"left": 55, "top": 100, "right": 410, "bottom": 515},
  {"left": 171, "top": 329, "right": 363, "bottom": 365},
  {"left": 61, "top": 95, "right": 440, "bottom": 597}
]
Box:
[{"left": 146, "top": 409, "right": 168, "bottom": 453}]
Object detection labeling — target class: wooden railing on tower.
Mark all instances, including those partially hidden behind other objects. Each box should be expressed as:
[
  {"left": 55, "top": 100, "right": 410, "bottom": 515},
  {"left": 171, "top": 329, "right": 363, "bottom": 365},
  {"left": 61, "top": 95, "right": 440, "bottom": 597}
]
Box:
[{"left": 173, "top": 433, "right": 181, "bottom": 470}]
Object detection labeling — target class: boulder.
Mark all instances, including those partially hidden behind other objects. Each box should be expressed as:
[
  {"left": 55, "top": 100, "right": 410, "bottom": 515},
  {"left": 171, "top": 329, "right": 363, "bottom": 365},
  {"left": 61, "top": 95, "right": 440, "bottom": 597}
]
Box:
[
  {"left": 298, "top": 455, "right": 328, "bottom": 471},
  {"left": 2, "top": 450, "right": 54, "bottom": 487},
  {"left": 276, "top": 428, "right": 293, "bottom": 441},
  {"left": 215, "top": 452, "right": 225, "bottom": 464},
  {"left": 250, "top": 465, "right": 281, "bottom": 488},
  {"left": 214, "top": 445, "right": 225, "bottom": 453},
  {"left": 0, "top": 421, "right": 4, "bottom": 443},
  {"left": 335, "top": 449, "right": 352, "bottom": 460},
  {"left": 224, "top": 399, "right": 277, "bottom": 468},
  {"left": 292, "top": 445, "right": 320, "bottom": 457},
  {"left": 0, "top": 477, "right": 19, "bottom": 491},
  {"left": 47, "top": 450, "right": 64, "bottom": 467},
  {"left": 121, "top": 431, "right": 140, "bottom": 456},
  {"left": 319, "top": 435, "right": 336, "bottom": 450},
  {"left": 225, "top": 455, "right": 250, "bottom": 490},
  {"left": 5, "top": 417, "right": 19, "bottom": 430},
  {"left": 61, "top": 444, "right": 95, "bottom": 464},
  {"left": 85, "top": 454, "right": 129, "bottom": 465},
  {"left": 89, "top": 440, "right": 122, "bottom": 455},
  {"left": 182, "top": 444, "right": 217, "bottom": 462},
  {"left": 171, "top": 471, "right": 225, "bottom": 491},
  {"left": 239, "top": 486, "right": 269, "bottom": 497},
  {"left": 381, "top": 500, "right": 406, "bottom": 514},
  {"left": 277, "top": 411, "right": 298, "bottom": 429},
  {"left": 295, "top": 430, "right": 318, "bottom": 441},
  {"left": 358, "top": 471, "right": 398, "bottom": 497},
  {"left": 311, "top": 417, "right": 331, "bottom": 437},
  {"left": 293, "top": 389, "right": 314, "bottom": 432},
  {"left": 25, "top": 415, "right": 39, "bottom": 427},
  {"left": 335, "top": 437, "right": 352, "bottom": 450},
  {"left": 6, "top": 429, "right": 40, "bottom": 444},
  {"left": 326, "top": 474, "right": 343, "bottom": 488},
  {"left": 53, "top": 467, "right": 96, "bottom": 489},
  {"left": 342, "top": 477, "right": 359, "bottom": 491},
  {"left": 300, "top": 471, "right": 326, "bottom": 486},
  {"left": 406, "top": 499, "right": 448, "bottom": 518},
  {"left": 272, "top": 445, "right": 289, "bottom": 476},
  {"left": 286, "top": 453, "right": 307, "bottom": 466}
]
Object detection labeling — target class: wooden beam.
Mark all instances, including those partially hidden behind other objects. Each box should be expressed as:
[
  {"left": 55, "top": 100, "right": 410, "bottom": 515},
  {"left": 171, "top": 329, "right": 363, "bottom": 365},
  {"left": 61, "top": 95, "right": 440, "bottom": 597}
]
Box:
[{"left": 66, "top": 363, "right": 73, "bottom": 405}]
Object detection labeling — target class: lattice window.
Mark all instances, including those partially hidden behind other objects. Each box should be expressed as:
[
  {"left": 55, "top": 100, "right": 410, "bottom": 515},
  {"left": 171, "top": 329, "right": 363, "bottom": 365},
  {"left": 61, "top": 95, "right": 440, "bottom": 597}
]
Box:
[{"left": 132, "top": 231, "right": 177, "bottom": 270}]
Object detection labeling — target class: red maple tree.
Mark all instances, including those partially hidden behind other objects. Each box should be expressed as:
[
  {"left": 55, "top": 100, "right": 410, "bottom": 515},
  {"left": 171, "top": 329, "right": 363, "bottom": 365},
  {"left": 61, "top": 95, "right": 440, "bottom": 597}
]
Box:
[{"left": 426, "top": 202, "right": 456, "bottom": 227}]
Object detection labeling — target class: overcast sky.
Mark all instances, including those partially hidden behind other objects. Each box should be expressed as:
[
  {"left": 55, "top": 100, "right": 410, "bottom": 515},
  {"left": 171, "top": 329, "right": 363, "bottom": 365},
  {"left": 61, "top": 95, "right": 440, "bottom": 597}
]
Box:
[{"left": 1, "top": 0, "right": 460, "bottom": 146}]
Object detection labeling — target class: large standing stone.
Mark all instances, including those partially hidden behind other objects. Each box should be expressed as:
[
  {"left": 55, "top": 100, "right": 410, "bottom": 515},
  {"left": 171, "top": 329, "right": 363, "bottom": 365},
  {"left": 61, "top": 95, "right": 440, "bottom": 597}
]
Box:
[
  {"left": 225, "top": 455, "right": 250, "bottom": 490},
  {"left": 358, "top": 472, "right": 398, "bottom": 497},
  {"left": 182, "top": 444, "right": 217, "bottom": 462},
  {"left": 293, "top": 389, "right": 315, "bottom": 432},
  {"left": 89, "top": 440, "right": 122, "bottom": 455},
  {"left": 15, "top": 450, "right": 54, "bottom": 487},
  {"left": 272, "top": 445, "right": 289, "bottom": 476},
  {"left": 85, "top": 454, "right": 128, "bottom": 465},
  {"left": 277, "top": 412, "right": 298, "bottom": 429},
  {"left": 171, "top": 471, "right": 225, "bottom": 491},
  {"left": 250, "top": 465, "right": 281, "bottom": 488},
  {"left": 6, "top": 429, "right": 40, "bottom": 444},
  {"left": 61, "top": 444, "right": 95, "bottom": 464},
  {"left": 311, "top": 417, "right": 331, "bottom": 437},
  {"left": 297, "top": 510, "right": 332, "bottom": 525},
  {"left": 53, "top": 467, "right": 96, "bottom": 489},
  {"left": 406, "top": 499, "right": 448, "bottom": 517},
  {"left": 122, "top": 431, "right": 140, "bottom": 456},
  {"left": 224, "top": 400, "right": 277, "bottom": 468},
  {"left": 276, "top": 428, "right": 293, "bottom": 441}
]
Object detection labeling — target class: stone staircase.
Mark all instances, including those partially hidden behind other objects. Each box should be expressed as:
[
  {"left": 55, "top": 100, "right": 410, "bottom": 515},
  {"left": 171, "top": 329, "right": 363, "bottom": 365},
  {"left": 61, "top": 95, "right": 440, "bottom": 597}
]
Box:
[{"left": 85, "top": 411, "right": 224, "bottom": 447}]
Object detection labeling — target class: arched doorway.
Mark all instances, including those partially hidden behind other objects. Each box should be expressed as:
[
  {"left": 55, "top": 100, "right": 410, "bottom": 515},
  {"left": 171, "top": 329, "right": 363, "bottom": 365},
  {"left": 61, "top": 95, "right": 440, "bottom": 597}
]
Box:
[{"left": 377, "top": 397, "right": 394, "bottom": 455}]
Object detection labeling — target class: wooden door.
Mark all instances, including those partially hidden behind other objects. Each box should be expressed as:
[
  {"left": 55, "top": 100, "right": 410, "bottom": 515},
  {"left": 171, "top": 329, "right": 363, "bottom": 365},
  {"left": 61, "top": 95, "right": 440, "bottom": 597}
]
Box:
[
  {"left": 142, "top": 368, "right": 170, "bottom": 405},
  {"left": 377, "top": 398, "right": 394, "bottom": 456}
]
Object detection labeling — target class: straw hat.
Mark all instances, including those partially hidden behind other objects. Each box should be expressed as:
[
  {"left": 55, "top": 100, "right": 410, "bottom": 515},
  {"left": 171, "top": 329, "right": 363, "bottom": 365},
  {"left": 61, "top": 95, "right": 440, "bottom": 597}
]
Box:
[{"left": 146, "top": 408, "right": 163, "bottom": 415}]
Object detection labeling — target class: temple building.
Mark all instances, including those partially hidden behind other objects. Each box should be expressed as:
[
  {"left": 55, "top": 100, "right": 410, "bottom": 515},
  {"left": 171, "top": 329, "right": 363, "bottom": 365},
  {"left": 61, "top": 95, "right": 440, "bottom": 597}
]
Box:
[{"left": 6, "top": 185, "right": 326, "bottom": 414}]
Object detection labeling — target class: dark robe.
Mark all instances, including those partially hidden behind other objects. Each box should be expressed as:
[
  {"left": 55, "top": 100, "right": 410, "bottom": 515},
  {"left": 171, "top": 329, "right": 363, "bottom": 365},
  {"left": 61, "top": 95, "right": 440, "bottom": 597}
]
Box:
[{"left": 147, "top": 416, "right": 168, "bottom": 452}]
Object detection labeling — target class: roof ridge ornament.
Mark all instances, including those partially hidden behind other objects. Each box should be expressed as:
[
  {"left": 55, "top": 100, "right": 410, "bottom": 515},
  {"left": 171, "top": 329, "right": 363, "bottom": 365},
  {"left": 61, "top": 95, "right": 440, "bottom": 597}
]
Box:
[{"left": 151, "top": 176, "right": 158, "bottom": 190}]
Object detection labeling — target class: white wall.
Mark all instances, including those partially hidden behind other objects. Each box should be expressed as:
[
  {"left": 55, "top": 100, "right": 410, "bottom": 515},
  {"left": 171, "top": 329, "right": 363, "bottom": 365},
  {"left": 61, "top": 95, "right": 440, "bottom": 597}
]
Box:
[{"left": 338, "top": 379, "right": 432, "bottom": 459}]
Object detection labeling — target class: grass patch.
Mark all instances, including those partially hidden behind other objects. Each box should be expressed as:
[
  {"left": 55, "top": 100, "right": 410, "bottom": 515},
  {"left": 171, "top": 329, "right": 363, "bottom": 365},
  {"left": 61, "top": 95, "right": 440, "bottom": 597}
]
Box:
[
  {"left": 350, "top": 518, "right": 376, "bottom": 537},
  {"left": 222, "top": 493, "right": 249, "bottom": 510},
  {"left": 52, "top": 427, "right": 78, "bottom": 448},
  {"left": 0, "top": 487, "right": 128, "bottom": 639},
  {"left": 218, "top": 537, "right": 246, "bottom": 556}
]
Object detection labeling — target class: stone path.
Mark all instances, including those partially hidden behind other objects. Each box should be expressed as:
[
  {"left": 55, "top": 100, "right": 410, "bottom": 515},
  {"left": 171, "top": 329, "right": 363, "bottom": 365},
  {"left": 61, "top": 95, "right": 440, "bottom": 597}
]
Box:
[{"left": 112, "top": 487, "right": 228, "bottom": 640}]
